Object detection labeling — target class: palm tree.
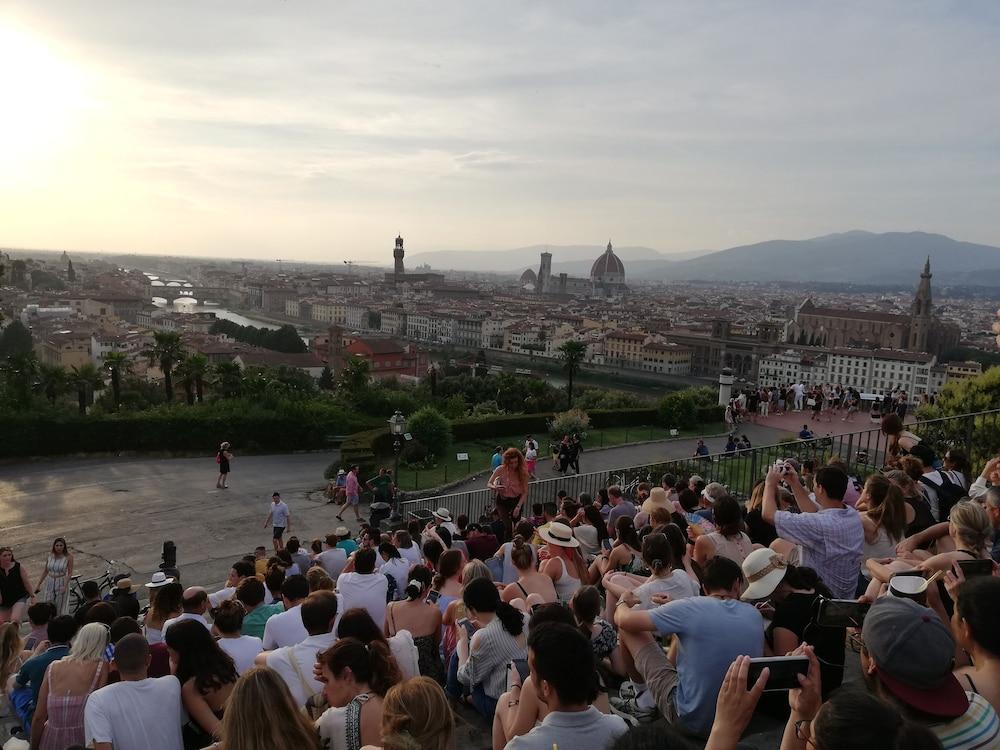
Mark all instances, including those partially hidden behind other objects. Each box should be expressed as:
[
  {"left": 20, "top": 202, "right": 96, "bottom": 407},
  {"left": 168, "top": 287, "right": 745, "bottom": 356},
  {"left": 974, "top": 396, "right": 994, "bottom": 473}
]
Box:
[
  {"left": 142, "top": 331, "right": 185, "bottom": 402},
  {"left": 102, "top": 351, "right": 133, "bottom": 411},
  {"left": 558, "top": 340, "right": 588, "bottom": 409},
  {"left": 1, "top": 352, "right": 40, "bottom": 407},
  {"left": 213, "top": 361, "right": 243, "bottom": 399},
  {"left": 174, "top": 358, "right": 196, "bottom": 405},
  {"left": 69, "top": 362, "right": 103, "bottom": 415},
  {"left": 183, "top": 353, "right": 210, "bottom": 404},
  {"left": 36, "top": 363, "right": 68, "bottom": 406}
]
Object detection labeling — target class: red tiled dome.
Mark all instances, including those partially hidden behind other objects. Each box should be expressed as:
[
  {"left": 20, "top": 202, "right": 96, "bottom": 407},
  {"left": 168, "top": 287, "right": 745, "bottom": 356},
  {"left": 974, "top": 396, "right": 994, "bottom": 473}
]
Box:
[{"left": 591, "top": 242, "right": 625, "bottom": 279}]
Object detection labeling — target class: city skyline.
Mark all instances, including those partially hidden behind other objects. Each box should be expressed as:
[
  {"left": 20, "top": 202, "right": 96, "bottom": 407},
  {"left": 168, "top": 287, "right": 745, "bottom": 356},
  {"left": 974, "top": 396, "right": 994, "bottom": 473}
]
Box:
[{"left": 3, "top": 2, "right": 1000, "bottom": 262}]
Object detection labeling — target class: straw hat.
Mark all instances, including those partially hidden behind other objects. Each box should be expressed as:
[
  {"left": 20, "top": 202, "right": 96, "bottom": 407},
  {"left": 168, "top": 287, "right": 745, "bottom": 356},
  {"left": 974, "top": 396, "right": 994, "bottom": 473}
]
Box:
[
  {"left": 538, "top": 522, "right": 580, "bottom": 548},
  {"left": 641, "top": 486, "right": 672, "bottom": 515},
  {"left": 740, "top": 548, "right": 788, "bottom": 601}
]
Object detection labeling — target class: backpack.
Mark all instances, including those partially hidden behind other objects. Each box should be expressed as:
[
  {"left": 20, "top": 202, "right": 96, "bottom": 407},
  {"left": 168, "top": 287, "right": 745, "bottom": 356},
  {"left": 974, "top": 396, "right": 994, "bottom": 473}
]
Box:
[{"left": 918, "top": 472, "right": 967, "bottom": 522}]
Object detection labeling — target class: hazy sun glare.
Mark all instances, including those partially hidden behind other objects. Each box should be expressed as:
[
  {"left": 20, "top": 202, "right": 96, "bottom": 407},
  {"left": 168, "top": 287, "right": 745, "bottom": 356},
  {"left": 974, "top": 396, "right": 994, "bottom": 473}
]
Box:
[{"left": 0, "top": 23, "right": 88, "bottom": 185}]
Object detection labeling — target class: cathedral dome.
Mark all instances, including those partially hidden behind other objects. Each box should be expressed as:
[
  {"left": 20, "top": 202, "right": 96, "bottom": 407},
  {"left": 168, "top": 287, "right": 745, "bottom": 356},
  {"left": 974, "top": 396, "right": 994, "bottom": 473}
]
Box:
[
  {"left": 591, "top": 241, "right": 625, "bottom": 280},
  {"left": 520, "top": 268, "right": 537, "bottom": 286}
]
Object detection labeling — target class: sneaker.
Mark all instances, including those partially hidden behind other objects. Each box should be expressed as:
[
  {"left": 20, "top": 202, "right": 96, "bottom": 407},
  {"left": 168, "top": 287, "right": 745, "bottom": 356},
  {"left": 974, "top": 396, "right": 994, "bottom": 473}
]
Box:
[{"left": 610, "top": 693, "right": 656, "bottom": 724}]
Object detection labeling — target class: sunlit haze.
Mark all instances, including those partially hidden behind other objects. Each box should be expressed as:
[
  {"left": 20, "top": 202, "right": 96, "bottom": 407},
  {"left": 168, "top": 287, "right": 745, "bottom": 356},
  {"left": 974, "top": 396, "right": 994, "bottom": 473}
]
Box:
[{"left": 2, "top": 2, "right": 1000, "bottom": 264}]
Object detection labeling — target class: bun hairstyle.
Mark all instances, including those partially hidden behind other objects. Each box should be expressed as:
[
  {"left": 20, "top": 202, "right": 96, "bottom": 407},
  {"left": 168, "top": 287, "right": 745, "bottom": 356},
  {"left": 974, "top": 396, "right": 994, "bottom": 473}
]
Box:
[
  {"left": 510, "top": 536, "right": 533, "bottom": 570},
  {"left": 319, "top": 637, "right": 402, "bottom": 697},
  {"left": 640, "top": 533, "right": 673, "bottom": 575},
  {"left": 405, "top": 565, "right": 433, "bottom": 601}
]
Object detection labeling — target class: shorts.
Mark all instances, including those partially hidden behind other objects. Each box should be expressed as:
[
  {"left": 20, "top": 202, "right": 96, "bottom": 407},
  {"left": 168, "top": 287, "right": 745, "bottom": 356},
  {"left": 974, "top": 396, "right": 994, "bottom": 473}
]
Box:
[
  {"left": 634, "top": 640, "right": 681, "bottom": 726},
  {"left": 273, "top": 526, "right": 285, "bottom": 540},
  {"left": 347, "top": 494, "right": 360, "bottom": 507}
]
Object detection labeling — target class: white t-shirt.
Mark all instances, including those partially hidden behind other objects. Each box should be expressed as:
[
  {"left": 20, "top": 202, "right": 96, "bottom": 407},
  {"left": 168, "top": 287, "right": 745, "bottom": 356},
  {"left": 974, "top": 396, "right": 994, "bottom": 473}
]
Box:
[
  {"left": 397, "top": 544, "right": 423, "bottom": 567},
  {"left": 208, "top": 586, "right": 236, "bottom": 608},
  {"left": 262, "top": 604, "right": 307, "bottom": 649},
  {"left": 270, "top": 501, "right": 290, "bottom": 528},
  {"left": 380, "top": 557, "right": 411, "bottom": 601},
  {"left": 162, "top": 612, "right": 211, "bottom": 635},
  {"left": 85, "top": 676, "right": 184, "bottom": 750},
  {"left": 634, "top": 571, "right": 700, "bottom": 609},
  {"left": 337, "top": 572, "right": 389, "bottom": 629},
  {"left": 218, "top": 634, "right": 263, "bottom": 674},
  {"left": 266, "top": 632, "right": 337, "bottom": 707},
  {"left": 316, "top": 548, "right": 348, "bottom": 579},
  {"left": 525, "top": 447, "right": 538, "bottom": 461}
]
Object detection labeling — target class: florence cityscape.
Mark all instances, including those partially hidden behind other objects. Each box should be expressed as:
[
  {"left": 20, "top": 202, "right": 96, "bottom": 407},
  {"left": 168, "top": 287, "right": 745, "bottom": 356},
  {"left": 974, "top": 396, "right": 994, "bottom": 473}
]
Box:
[{"left": 2, "top": 3, "right": 1000, "bottom": 750}]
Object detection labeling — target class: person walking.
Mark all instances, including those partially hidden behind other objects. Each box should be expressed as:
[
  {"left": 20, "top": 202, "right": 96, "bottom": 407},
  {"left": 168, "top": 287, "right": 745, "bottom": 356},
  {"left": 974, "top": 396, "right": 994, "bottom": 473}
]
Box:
[
  {"left": 336, "top": 465, "right": 362, "bottom": 523},
  {"left": 215, "top": 442, "right": 233, "bottom": 489},
  {"left": 34, "top": 537, "right": 74, "bottom": 616},
  {"left": 263, "top": 493, "right": 291, "bottom": 553}
]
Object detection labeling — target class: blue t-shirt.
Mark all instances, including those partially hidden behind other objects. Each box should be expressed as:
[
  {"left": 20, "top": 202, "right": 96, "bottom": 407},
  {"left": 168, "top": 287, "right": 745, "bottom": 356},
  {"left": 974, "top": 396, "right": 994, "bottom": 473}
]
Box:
[
  {"left": 695, "top": 445, "right": 709, "bottom": 456},
  {"left": 799, "top": 429, "right": 813, "bottom": 439},
  {"left": 491, "top": 453, "right": 503, "bottom": 470},
  {"left": 649, "top": 597, "right": 764, "bottom": 737},
  {"left": 337, "top": 539, "right": 359, "bottom": 555},
  {"left": 17, "top": 644, "right": 70, "bottom": 705}
]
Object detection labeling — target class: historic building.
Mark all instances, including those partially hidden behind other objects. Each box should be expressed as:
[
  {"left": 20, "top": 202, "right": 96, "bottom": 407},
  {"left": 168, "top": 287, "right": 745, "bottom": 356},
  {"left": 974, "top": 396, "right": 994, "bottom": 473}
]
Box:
[
  {"left": 384, "top": 235, "right": 444, "bottom": 285},
  {"left": 783, "top": 259, "right": 959, "bottom": 356},
  {"left": 533, "top": 242, "right": 628, "bottom": 298}
]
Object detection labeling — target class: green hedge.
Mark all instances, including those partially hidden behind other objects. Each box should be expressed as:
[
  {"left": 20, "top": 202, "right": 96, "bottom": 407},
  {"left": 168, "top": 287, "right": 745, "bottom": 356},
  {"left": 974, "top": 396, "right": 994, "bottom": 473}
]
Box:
[
  {"left": 696, "top": 405, "right": 726, "bottom": 423},
  {"left": 589, "top": 408, "right": 657, "bottom": 428},
  {"left": 0, "top": 402, "right": 370, "bottom": 457},
  {"left": 451, "top": 413, "right": 552, "bottom": 441}
]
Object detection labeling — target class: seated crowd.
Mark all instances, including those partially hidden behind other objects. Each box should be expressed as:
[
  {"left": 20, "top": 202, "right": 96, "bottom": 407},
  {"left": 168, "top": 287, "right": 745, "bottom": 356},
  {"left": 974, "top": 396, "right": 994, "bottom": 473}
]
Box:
[{"left": 1, "top": 436, "right": 1000, "bottom": 750}]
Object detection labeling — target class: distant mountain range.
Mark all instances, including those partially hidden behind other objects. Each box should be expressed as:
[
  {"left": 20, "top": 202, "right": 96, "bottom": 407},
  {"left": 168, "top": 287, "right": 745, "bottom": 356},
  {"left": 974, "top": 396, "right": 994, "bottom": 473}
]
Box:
[{"left": 408, "top": 231, "right": 1000, "bottom": 285}]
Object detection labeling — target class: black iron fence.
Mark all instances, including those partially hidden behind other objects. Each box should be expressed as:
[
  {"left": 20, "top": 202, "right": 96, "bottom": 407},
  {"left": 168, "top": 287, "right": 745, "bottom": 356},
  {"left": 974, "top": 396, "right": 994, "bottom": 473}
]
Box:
[{"left": 400, "top": 409, "right": 1000, "bottom": 522}]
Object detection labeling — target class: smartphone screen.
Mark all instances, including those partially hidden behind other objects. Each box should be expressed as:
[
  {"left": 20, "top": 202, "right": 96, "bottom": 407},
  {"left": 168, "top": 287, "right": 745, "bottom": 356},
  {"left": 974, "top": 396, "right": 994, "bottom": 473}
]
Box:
[
  {"left": 747, "top": 656, "right": 809, "bottom": 691},
  {"left": 511, "top": 658, "right": 529, "bottom": 683},
  {"left": 457, "top": 617, "right": 477, "bottom": 638},
  {"left": 602, "top": 539, "right": 613, "bottom": 552},
  {"left": 958, "top": 559, "right": 993, "bottom": 578},
  {"left": 816, "top": 599, "right": 870, "bottom": 628},
  {"left": 425, "top": 589, "right": 441, "bottom": 605}
]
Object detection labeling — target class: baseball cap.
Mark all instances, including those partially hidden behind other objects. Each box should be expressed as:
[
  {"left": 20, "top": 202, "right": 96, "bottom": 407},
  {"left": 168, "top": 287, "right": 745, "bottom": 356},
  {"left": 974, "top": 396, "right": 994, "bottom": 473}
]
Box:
[{"left": 862, "top": 596, "right": 968, "bottom": 718}]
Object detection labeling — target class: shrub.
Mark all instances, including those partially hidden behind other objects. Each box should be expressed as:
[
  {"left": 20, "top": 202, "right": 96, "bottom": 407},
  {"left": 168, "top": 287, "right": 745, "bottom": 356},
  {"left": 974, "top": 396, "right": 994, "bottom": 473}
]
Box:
[
  {"left": 658, "top": 391, "right": 698, "bottom": 429},
  {"left": 549, "top": 408, "right": 591, "bottom": 440},
  {"left": 589, "top": 408, "right": 657, "bottom": 428},
  {"left": 451, "top": 413, "right": 551, "bottom": 441},
  {"left": 408, "top": 407, "right": 452, "bottom": 454},
  {"left": 440, "top": 394, "right": 468, "bottom": 419},
  {"left": 402, "top": 441, "right": 430, "bottom": 464}
]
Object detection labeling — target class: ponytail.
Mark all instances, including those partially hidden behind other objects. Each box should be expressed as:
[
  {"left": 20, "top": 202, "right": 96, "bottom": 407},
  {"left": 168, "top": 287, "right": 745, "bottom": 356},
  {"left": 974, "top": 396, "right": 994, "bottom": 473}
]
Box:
[
  {"left": 641, "top": 533, "right": 674, "bottom": 576},
  {"left": 495, "top": 601, "right": 525, "bottom": 637},
  {"left": 571, "top": 586, "right": 601, "bottom": 641},
  {"left": 319, "top": 637, "right": 402, "bottom": 697},
  {"left": 462, "top": 578, "right": 524, "bottom": 637},
  {"left": 783, "top": 564, "right": 832, "bottom": 599}
]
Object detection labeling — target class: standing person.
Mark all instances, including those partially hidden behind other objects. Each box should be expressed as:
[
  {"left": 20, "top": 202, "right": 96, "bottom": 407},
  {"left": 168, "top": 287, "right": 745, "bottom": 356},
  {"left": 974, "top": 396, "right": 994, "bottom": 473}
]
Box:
[
  {"left": 34, "top": 537, "right": 74, "bottom": 616},
  {"left": 84, "top": 634, "right": 185, "bottom": 750},
  {"left": 491, "top": 447, "right": 504, "bottom": 471},
  {"left": 216, "top": 441, "right": 233, "bottom": 489},
  {"left": 570, "top": 434, "right": 582, "bottom": 474},
  {"left": 524, "top": 440, "right": 538, "bottom": 480},
  {"left": 367, "top": 468, "right": 395, "bottom": 508},
  {"left": 164, "top": 619, "right": 239, "bottom": 748},
  {"left": 337, "top": 465, "right": 363, "bottom": 523},
  {"left": 557, "top": 436, "right": 572, "bottom": 475},
  {"left": 487, "top": 448, "right": 529, "bottom": 542},
  {"left": 30, "top": 622, "right": 110, "bottom": 750},
  {"left": 0, "top": 546, "right": 36, "bottom": 626},
  {"left": 263, "top": 492, "right": 291, "bottom": 553}
]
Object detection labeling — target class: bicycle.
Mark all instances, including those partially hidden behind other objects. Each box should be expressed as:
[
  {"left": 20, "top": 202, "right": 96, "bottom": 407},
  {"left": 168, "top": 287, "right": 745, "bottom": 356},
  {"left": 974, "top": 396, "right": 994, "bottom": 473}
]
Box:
[{"left": 68, "top": 559, "right": 134, "bottom": 614}]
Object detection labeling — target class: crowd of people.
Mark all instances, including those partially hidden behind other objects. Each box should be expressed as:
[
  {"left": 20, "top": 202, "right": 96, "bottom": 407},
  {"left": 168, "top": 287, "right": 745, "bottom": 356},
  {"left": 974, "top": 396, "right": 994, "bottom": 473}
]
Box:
[{"left": 2, "top": 426, "right": 1000, "bottom": 750}]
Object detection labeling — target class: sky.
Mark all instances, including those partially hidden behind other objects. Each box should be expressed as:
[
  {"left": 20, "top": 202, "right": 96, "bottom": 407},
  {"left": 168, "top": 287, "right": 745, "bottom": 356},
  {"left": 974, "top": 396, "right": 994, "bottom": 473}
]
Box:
[{"left": 1, "top": 2, "right": 999, "bottom": 264}]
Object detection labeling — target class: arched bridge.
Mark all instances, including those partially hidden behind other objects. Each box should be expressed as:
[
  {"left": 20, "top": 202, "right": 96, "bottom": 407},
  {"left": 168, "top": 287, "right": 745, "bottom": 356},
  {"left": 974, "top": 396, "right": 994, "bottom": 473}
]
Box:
[{"left": 148, "top": 285, "right": 239, "bottom": 305}]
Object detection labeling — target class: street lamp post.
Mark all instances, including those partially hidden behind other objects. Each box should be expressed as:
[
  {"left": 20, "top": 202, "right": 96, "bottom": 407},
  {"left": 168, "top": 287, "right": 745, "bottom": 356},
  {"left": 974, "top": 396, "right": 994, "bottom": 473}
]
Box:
[{"left": 388, "top": 410, "right": 407, "bottom": 516}]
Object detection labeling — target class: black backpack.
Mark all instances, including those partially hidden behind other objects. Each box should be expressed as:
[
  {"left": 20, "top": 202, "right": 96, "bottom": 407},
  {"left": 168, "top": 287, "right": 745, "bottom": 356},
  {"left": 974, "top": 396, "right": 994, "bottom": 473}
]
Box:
[{"left": 918, "top": 472, "right": 967, "bottom": 522}]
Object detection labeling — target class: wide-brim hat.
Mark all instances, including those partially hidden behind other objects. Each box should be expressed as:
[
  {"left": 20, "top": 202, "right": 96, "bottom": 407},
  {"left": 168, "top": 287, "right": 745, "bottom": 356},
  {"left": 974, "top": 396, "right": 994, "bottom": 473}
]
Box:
[
  {"left": 114, "top": 578, "right": 133, "bottom": 592},
  {"left": 145, "top": 571, "right": 174, "bottom": 589},
  {"left": 538, "top": 522, "right": 579, "bottom": 548},
  {"left": 740, "top": 549, "right": 788, "bottom": 601},
  {"left": 641, "top": 487, "right": 671, "bottom": 515},
  {"left": 432, "top": 508, "right": 452, "bottom": 522},
  {"left": 335, "top": 526, "right": 350, "bottom": 537},
  {"left": 337, "top": 469, "right": 346, "bottom": 476}
]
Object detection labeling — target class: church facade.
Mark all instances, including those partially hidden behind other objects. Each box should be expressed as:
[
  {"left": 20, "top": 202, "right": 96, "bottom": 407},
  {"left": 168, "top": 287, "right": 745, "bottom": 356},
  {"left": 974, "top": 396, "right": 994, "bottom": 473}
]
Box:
[{"left": 784, "top": 259, "right": 959, "bottom": 356}]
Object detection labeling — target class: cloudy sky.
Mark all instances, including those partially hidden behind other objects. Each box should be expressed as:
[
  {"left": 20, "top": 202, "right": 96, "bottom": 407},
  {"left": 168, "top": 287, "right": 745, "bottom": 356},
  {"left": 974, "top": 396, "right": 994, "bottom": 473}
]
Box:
[{"left": 1, "top": 2, "right": 999, "bottom": 263}]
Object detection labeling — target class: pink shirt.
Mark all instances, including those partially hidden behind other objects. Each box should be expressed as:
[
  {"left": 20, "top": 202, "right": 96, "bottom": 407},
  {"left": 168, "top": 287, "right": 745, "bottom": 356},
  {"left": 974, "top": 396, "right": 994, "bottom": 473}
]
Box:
[
  {"left": 491, "top": 466, "right": 527, "bottom": 498},
  {"left": 345, "top": 472, "right": 360, "bottom": 498}
]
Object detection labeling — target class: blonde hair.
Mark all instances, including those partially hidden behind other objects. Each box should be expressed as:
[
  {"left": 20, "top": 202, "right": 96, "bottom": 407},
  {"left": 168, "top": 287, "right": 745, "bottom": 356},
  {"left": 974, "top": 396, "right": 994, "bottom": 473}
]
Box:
[
  {"left": 950, "top": 500, "right": 992, "bottom": 556},
  {"left": 217, "top": 667, "right": 320, "bottom": 750},
  {"left": 863, "top": 475, "right": 907, "bottom": 544},
  {"left": 381, "top": 676, "right": 454, "bottom": 750},
  {"left": 0, "top": 623, "right": 23, "bottom": 687},
  {"left": 67, "top": 622, "right": 110, "bottom": 662},
  {"left": 306, "top": 567, "right": 334, "bottom": 592},
  {"left": 461, "top": 559, "right": 491, "bottom": 586}
]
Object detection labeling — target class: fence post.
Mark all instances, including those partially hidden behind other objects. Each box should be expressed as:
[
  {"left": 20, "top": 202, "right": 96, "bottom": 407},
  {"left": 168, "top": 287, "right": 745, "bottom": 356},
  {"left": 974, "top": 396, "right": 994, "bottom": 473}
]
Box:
[
  {"left": 444, "top": 464, "right": 448, "bottom": 484},
  {"left": 846, "top": 433, "right": 854, "bottom": 474},
  {"left": 749, "top": 450, "right": 758, "bottom": 497},
  {"left": 964, "top": 414, "right": 975, "bottom": 458},
  {"left": 415, "top": 471, "right": 419, "bottom": 490}
]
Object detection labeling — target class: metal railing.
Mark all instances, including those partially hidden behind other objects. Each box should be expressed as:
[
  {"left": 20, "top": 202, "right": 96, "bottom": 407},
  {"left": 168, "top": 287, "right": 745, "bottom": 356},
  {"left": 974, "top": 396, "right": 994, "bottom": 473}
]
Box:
[{"left": 400, "top": 409, "right": 1000, "bottom": 522}]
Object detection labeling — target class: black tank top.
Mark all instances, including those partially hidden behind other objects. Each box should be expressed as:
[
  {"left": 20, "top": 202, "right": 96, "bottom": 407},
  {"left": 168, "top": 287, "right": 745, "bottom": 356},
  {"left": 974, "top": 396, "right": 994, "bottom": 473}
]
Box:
[{"left": 0, "top": 562, "right": 29, "bottom": 607}]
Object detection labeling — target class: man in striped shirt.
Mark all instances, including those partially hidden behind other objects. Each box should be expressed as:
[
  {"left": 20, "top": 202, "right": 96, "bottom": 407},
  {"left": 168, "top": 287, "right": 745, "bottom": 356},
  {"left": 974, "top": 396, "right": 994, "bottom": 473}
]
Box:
[{"left": 861, "top": 597, "right": 1000, "bottom": 750}]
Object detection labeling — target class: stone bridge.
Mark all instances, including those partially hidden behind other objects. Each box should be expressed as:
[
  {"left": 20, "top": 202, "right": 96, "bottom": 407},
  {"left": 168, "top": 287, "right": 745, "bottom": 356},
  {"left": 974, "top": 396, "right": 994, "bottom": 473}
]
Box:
[{"left": 147, "top": 285, "right": 240, "bottom": 305}]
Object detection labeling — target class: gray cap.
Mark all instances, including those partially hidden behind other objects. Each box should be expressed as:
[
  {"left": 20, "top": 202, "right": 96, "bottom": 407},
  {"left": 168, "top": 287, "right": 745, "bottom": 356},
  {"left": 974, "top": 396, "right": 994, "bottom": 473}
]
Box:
[{"left": 861, "top": 596, "right": 968, "bottom": 718}]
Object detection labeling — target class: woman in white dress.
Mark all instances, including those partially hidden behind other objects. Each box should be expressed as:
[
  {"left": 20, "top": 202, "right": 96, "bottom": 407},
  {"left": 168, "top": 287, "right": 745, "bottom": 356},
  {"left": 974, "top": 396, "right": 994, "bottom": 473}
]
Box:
[{"left": 35, "top": 538, "right": 73, "bottom": 615}]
